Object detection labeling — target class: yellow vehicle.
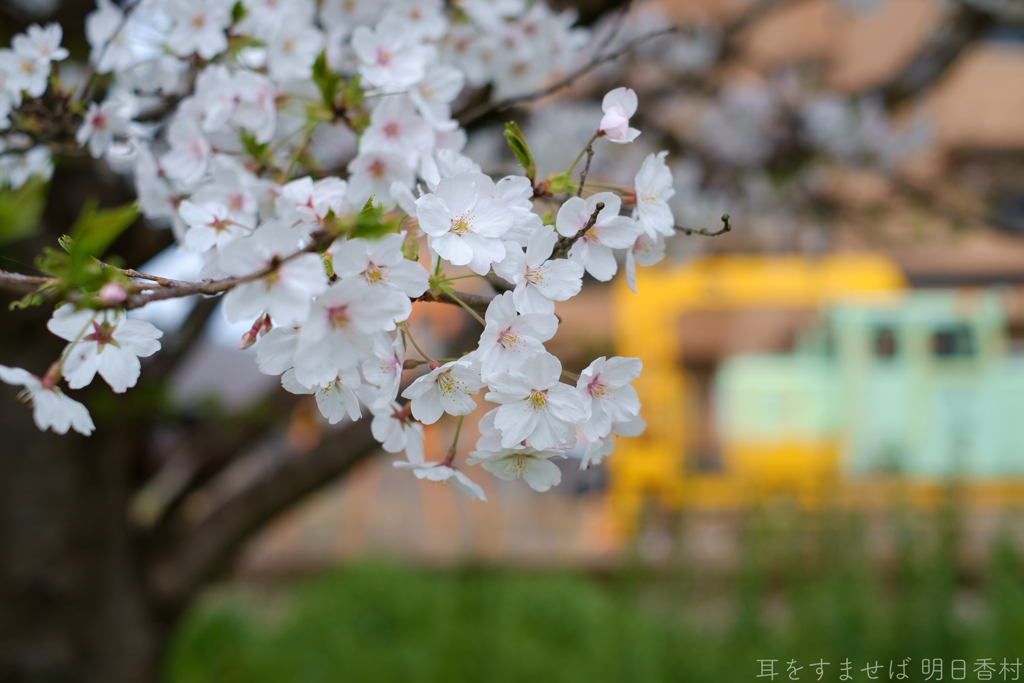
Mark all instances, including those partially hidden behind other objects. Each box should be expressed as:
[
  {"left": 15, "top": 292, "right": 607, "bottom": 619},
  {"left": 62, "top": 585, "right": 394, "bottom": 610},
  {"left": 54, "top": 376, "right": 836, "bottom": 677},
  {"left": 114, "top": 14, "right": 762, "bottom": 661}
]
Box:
[{"left": 608, "top": 254, "right": 906, "bottom": 531}]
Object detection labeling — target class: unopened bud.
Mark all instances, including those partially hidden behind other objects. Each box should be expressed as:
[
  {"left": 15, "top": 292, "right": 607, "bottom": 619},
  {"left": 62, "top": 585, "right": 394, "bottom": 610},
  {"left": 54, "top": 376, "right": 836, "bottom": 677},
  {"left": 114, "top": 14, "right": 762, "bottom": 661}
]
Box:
[
  {"left": 98, "top": 282, "right": 127, "bottom": 304},
  {"left": 621, "top": 187, "right": 637, "bottom": 206},
  {"left": 239, "top": 315, "right": 266, "bottom": 350},
  {"left": 428, "top": 360, "right": 441, "bottom": 370},
  {"left": 238, "top": 330, "right": 257, "bottom": 350},
  {"left": 258, "top": 314, "right": 272, "bottom": 337}
]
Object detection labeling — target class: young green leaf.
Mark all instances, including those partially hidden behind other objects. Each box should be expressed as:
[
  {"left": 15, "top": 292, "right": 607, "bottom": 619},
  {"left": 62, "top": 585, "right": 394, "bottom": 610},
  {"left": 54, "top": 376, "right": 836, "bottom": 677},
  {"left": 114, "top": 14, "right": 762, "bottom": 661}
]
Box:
[{"left": 503, "top": 121, "right": 536, "bottom": 182}]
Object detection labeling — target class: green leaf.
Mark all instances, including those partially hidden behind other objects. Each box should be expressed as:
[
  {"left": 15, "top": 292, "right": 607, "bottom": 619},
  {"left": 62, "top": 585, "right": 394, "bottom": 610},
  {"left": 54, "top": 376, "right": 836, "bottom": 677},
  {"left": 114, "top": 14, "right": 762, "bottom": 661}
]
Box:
[
  {"left": 0, "top": 177, "right": 49, "bottom": 246},
  {"left": 8, "top": 291, "right": 44, "bottom": 311},
  {"left": 503, "top": 121, "right": 536, "bottom": 182},
  {"left": 401, "top": 232, "right": 419, "bottom": 262},
  {"left": 230, "top": 0, "right": 247, "bottom": 24},
  {"left": 342, "top": 74, "right": 363, "bottom": 110},
  {"left": 312, "top": 51, "right": 341, "bottom": 109},
  {"left": 547, "top": 171, "right": 571, "bottom": 195},
  {"left": 50, "top": 198, "right": 141, "bottom": 290},
  {"left": 351, "top": 196, "right": 400, "bottom": 239},
  {"left": 240, "top": 130, "right": 271, "bottom": 166}
]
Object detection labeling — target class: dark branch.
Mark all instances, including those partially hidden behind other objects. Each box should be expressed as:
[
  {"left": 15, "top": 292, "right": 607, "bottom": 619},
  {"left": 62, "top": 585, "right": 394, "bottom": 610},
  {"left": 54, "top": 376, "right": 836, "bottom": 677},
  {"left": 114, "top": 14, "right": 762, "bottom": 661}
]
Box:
[
  {"left": 0, "top": 271, "right": 52, "bottom": 296},
  {"left": 876, "top": 4, "right": 993, "bottom": 107},
  {"left": 148, "top": 418, "right": 380, "bottom": 608},
  {"left": 675, "top": 214, "right": 732, "bottom": 237}
]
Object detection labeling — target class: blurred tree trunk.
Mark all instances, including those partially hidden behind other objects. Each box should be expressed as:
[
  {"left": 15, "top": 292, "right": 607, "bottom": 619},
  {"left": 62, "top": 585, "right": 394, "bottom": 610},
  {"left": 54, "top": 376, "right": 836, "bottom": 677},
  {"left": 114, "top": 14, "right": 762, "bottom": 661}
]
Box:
[{"left": 0, "top": 411, "right": 170, "bottom": 683}]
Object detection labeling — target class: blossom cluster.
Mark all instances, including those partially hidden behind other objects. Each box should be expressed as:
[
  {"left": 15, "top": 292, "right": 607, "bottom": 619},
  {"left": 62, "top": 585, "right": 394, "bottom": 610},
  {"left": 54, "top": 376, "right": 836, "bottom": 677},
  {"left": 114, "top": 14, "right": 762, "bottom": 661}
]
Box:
[{"left": 0, "top": 0, "right": 688, "bottom": 498}]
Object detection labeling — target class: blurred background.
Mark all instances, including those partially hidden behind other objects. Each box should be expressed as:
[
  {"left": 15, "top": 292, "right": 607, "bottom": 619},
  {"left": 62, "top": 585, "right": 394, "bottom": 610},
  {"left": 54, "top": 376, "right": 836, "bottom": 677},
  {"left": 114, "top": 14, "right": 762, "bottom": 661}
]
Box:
[{"left": 4, "top": 0, "right": 1024, "bottom": 681}]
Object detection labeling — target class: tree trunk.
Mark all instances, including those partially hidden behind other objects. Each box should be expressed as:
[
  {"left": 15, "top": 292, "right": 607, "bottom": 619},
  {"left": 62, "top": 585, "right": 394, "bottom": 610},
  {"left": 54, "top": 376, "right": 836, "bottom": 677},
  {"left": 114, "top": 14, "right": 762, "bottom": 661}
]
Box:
[{"left": 0, "top": 390, "right": 170, "bottom": 683}]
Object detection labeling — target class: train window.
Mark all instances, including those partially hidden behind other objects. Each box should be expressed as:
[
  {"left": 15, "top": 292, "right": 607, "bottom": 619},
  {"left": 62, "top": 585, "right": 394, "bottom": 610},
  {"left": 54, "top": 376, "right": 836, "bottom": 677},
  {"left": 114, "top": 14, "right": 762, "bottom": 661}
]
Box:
[
  {"left": 873, "top": 327, "right": 898, "bottom": 359},
  {"left": 932, "top": 325, "right": 976, "bottom": 358}
]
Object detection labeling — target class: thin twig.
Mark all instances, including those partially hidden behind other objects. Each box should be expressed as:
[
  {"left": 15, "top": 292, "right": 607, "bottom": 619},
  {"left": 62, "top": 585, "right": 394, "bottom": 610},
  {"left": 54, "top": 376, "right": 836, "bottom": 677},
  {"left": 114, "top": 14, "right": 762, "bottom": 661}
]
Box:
[
  {"left": 675, "top": 214, "right": 732, "bottom": 237},
  {"left": 414, "top": 288, "right": 493, "bottom": 314},
  {"left": 552, "top": 202, "right": 605, "bottom": 259},
  {"left": 77, "top": 0, "right": 143, "bottom": 103},
  {"left": 592, "top": 0, "right": 636, "bottom": 61},
  {"left": 458, "top": 27, "right": 678, "bottom": 126},
  {"left": 577, "top": 145, "right": 595, "bottom": 198},
  {"left": 440, "top": 287, "right": 487, "bottom": 326},
  {"left": 398, "top": 321, "right": 436, "bottom": 365}
]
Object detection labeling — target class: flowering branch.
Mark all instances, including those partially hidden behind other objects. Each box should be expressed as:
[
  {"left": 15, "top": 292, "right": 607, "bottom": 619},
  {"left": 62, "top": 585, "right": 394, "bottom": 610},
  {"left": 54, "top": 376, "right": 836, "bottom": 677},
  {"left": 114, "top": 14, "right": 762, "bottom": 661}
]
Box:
[{"left": 552, "top": 202, "right": 604, "bottom": 258}]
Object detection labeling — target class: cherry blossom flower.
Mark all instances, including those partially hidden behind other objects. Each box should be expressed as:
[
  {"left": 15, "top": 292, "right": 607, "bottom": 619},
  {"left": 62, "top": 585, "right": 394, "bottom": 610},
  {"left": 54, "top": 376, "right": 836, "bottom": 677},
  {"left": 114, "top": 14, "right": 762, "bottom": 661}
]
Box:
[
  {"left": 76, "top": 99, "right": 131, "bottom": 159},
  {"left": 598, "top": 87, "right": 640, "bottom": 144},
  {"left": 330, "top": 232, "right": 429, "bottom": 325},
  {"left": 493, "top": 225, "right": 583, "bottom": 315},
  {"left": 372, "top": 401, "right": 424, "bottom": 462},
  {"left": 47, "top": 305, "right": 163, "bottom": 394},
  {"left": 347, "top": 152, "right": 415, "bottom": 208},
  {"left": 492, "top": 175, "right": 543, "bottom": 247},
  {"left": 161, "top": 119, "right": 211, "bottom": 188},
  {"left": 467, "top": 446, "right": 565, "bottom": 492},
  {"left": 256, "top": 326, "right": 299, "bottom": 375},
  {"left": 231, "top": 71, "right": 278, "bottom": 144},
  {"left": 320, "top": 0, "right": 383, "bottom": 35},
  {"left": 360, "top": 96, "right": 436, "bottom": 169},
  {"left": 576, "top": 356, "right": 642, "bottom": 442},
  {"left": 555, "top": 192, "right": 637, "bottom": 281},
  {"left": 351, "top": 22, "right": 427, "bottom": 89},
  {"left": 634, "top": 151, "right": 676, "bottom": 238},
  {"left": 281, "top": 368, "right": 361, "bottom": 424},
  {"left": 0, "top": 366, "right": 94, "bottom": 436},
  {"left": 393, "top": 460, "right": 487, "bottom": 500},
  {"left": 582, "top": 415, "right": 645, "bottom": 469},
  {"left": 419, "top": 149, "right": 481, "bottom": 192},
  {"left": 625, "top": 232, "right": 666, "bottom": 294},
  {"left": 293, "top": 279, "right": 408, "bottom": 387},
  {"left": 6, "top": 146, "right": 53, "bottom": 190},
  {"left": 13, "top": 24, "right": 68, "bottom": 63},
  {"left": 415, "top": 172, "right": 512, "bottom": 275},
  {"left": 179, "top": 200, "right": 254, "bottom": 252},
  {"left": 484, "top": 352, "right": 585, "bottom": 450},
  {"left": 474, "top": 408, "right": 503, "bottom": 451},
  {"left": 84, "top": 0, "right": 135, "bottom": 74},
  {"left": 275, "top": 176, "right": 349, "bottom": 230},
  {"left": 361, "top": 332, "right": 405, "bottom": 409},
  {"left": 0, "top": 48, "right": 50, "bottom": 98},
  {"left": 165, "top": 0, "right": 233, "bottom": 60},
  {"left": 383, "top": 0, "right": 448, "bottom": 42},
  {"left": 477, "top": 292, "right": 557, "bottom": 378},
  {"left": 401, "top": 358, "right": 485, "bottom": 424},
  {"left": 459, "top": 0, "right": 526, "bottom": 31},
  {"left": 408, "top": 66, "right": 465, "bottom": 132},
  {"left": 265, "top": 18, "right": 324, "bottom": 83},
  {"left": 219, "top": 223, "right": 328, "bottom": 326}
]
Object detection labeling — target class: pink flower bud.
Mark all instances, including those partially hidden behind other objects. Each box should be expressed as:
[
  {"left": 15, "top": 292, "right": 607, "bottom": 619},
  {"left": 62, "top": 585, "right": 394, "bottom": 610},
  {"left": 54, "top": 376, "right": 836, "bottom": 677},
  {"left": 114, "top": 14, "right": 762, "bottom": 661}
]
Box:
[{"left": 98, "top": 282, "right": 127, "bottom": 304}]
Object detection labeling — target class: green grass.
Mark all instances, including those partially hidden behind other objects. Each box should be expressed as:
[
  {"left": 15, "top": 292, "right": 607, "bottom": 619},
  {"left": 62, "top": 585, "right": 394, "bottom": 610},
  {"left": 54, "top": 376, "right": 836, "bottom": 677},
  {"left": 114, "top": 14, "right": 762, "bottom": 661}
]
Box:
[{"left": 167, "top": 509, "right": 1024, "bottom": 683}]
